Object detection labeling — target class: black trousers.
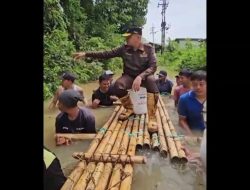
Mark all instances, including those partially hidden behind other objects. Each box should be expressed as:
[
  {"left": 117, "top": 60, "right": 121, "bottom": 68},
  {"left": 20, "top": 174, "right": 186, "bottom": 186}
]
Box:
[{"left": 113, "top": 74, "right": 159, "bottom": 98}]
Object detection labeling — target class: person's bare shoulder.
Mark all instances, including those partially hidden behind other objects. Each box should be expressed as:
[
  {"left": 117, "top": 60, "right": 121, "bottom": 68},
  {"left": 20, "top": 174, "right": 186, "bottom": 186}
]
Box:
[
  {"left": 75, "top": 84, "right": 83, "bottom": 91},
  {"left": 55, "top": 86, "right": 64, "bottom": 95}
]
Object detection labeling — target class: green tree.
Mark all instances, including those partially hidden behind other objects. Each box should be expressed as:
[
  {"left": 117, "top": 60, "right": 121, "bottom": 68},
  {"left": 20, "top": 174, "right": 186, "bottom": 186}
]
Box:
[{"left": 158, "top": 39, "right": 206, "bottom": 72}]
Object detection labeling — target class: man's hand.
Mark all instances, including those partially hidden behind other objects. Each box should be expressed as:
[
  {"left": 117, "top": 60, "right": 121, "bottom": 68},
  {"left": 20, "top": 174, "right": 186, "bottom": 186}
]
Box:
[
  {"left": 132, "top": 76, "right": 142, "bottom": 91},
  {"left": 72, "top": 52, "right": 86, "bottom": 61},
  {"left": 55, "top": 135, "right": 72, "bottom": 146},
  {"left": 92, "top": 99, "right": 100, "bottom": 109},
  {"left": 110, "top": 95, "right": 119, "bottom": 101}
]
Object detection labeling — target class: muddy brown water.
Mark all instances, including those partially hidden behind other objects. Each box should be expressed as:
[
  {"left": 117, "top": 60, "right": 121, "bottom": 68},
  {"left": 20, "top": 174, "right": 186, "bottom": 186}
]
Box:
[{"left": 44, "top": 73, "right": 205, "bottom": 190}]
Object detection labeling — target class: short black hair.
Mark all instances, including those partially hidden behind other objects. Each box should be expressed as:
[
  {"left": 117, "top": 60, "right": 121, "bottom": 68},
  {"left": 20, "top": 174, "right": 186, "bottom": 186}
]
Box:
[
  {"left": 61, "top": 72, "right": 76, "bottom": 82},
  {"left": 179, "top": 69, "right": 192, "bottom": 77},
  {"left": 191, "top": 70, "right": 206, "bottom": 81},
  {"left": 99, "top": 74, "right": 110, "bottom": 83}
]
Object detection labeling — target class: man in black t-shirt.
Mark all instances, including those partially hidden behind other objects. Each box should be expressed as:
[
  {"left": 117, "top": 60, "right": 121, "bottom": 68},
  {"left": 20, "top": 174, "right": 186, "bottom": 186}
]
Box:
[
  {"left": 91, "top": 75, "right": 118, "bottom": 108},
  {"left": 55, "top": 89, "right": 96, "bottom": 146}
]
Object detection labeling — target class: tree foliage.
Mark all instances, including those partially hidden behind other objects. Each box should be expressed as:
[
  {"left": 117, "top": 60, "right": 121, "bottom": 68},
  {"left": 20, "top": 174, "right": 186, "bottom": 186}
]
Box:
[
  {"left": 157, "top": 39, "right": 206, "bottom": 72},
  {"left": 44, "top": 0, "right": 149, "bottom": 99}
]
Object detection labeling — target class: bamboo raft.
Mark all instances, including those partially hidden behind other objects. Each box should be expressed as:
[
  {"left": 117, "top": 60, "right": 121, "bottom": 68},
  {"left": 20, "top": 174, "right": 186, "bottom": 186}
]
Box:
[{"left": 61, "top": 96, "right": 187, "bottom": 190}]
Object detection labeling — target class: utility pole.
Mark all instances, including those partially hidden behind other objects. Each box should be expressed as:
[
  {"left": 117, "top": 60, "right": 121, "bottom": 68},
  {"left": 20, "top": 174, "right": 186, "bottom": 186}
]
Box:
[
  {"left": 158, "top": 0, "right": 169, "bottom": 54},
  {"left": 150, "top": 25, "right": 158, "bottom": 49}
]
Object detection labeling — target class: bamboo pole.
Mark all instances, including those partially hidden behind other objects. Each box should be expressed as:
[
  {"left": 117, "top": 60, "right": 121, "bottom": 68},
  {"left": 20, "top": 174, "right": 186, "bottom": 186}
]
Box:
[
  {"left": 159, "top": 96, "right": 187, "bottom": 163},
  {"left": 156, "top": 109, "right": 168, "bottom": 157},
  {"left": 111, "top": 120, "right": 129, "bottom": 155},
  {"left": 127, "top": 115, "right": 139, "bottom": 156},
  {"left": 95, "top": 163, "right": 113, "bottom": 190},
  {"left": 103, "top": 121, "right": 123, "bottom": 154},
  {"left": 56, "top": 133, "right": 96, "bottom": 140},
  {"left": 94, "top": 107, "right": 124, "bottom": 155},
  {"left": 95, "top": 115, "right": 131, "bottom": 190},
  {"left": 151, "top": 132, "right": 160, "bottom": 151},
  {"left": 84, "top": 108, "right": 124, "bottom": 190},
  {"left": 119, "top": 116, "right": 139, "bottom": 190},
  {"left": 63, "top": 107, "right": 121, "bottom": 190},
  {"left": 73, "top": 107, "right": 123, "bottom": 190},
  {"left": 107, "top": 117, "right": 134, "bottom": 190},
  {"left": 60, "top": 161, "right": 86, "bottom": 190},
  {"left": 168, "top": 120, "right": 188, "bottom": 163},
  {"left": 118, "top": 118, "right": 133, "bottom": 155},
  {"left": 158, "top": 104, "right": 179, "bottom": 162},
  {"left": 85, "top": 162, "right": 105, "bottom": 190},
  {"left": 143, "top": 114, "right": 151, "bottom": 149},
  {"left": 108, "top": 164, "right": 123, "bottom": 190},
  {"left": 159, "top": 97, "right": 170, "bottom": 121},
  {"left": 136, "top": 114, "right": 145, "bottom": 150},
  {"left": 73, "top": 162, "right": 96, "bottom": 190},
  {"left": 85, "top": 106, "right": 122, "bottom": 157},
  {"left": 119, "top": 164, "right": 133, "bottom": 190}
]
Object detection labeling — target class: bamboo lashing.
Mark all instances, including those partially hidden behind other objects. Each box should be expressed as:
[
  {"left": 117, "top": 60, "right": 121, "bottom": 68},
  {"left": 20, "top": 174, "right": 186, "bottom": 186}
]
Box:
[{"left": 72, "top": 153, "right": 147, "bottom": 164}]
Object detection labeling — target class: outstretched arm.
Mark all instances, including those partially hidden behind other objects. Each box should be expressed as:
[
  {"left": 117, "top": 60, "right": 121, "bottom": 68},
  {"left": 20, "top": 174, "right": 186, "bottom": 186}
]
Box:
[{"left": 73, "top": 45, "right": 124, "bottom": 60}]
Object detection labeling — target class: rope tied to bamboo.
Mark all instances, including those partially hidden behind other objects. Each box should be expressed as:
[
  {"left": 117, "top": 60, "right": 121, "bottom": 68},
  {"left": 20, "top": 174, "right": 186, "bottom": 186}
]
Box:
[
  {"left": 125, "top": 130, "right": 143, "bottom": 137},
  {"left": 106, "top": 167, "right": 132, "bottom": 190},
  {"left": 128, "top": 115, "right": 140, "bottom": 120},
  {"left": 98, "top": 127, "right": 107, "bottom": 134}
]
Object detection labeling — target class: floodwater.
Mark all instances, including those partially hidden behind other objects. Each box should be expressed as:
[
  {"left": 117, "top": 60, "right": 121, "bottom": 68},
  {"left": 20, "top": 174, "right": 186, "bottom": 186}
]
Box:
[{"left": 44, "top": 73, "right": 205, "bottom": 190}]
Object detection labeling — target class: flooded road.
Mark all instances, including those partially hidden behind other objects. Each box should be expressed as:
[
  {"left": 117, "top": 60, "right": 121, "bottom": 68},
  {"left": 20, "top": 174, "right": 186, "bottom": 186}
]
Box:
[{"left": 44, "top": 73, "right": 205, "bottom": 189}]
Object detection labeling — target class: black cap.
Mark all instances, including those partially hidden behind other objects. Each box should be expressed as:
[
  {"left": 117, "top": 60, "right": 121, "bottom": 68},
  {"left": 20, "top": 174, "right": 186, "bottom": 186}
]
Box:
[
  {"left": 179, "top": 69, "right": 192, "bottom": 77},
  {"left": 157, "top": 70, "right": 167, "bottom": 77},
  {"left": 58, "top": 89, "right": 83, "bottom": 108},
  {"left": 122, "top": 27, "right": 142, "bottom": 37},
  {"left": 61, "top": 72, "right": 76, "bottom": 82}
]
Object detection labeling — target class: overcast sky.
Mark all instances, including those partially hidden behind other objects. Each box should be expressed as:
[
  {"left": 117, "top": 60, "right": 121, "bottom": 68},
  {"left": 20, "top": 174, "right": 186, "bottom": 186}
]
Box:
[{"left": 142, "top": 0, "right": 206, "bottom": 43}]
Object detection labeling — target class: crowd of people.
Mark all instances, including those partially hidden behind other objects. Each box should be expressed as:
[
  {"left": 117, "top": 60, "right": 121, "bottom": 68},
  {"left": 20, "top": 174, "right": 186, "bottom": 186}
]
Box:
[{"left": 44, "top": 26, "right": 206, "bottom": 189}]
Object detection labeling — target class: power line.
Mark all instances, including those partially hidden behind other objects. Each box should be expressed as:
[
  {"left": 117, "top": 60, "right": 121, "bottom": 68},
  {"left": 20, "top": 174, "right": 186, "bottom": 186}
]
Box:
[{"left": 149, "top": 25, "right": 158, "bottom": 49}]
